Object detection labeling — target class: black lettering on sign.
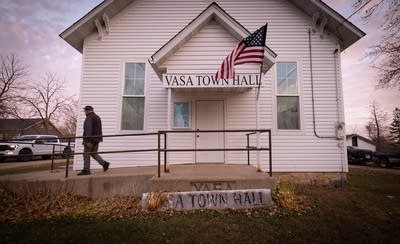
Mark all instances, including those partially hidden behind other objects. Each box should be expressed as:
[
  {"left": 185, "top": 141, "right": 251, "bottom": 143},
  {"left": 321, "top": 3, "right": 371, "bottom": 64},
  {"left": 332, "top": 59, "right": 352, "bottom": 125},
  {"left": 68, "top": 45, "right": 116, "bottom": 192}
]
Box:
[
  {"left": 251, "top": 192, "right": 259, "bottom": 205},
  {"left": 233, "top": 192, "right": 242, "bottom": 205},
  {"left": 244, "top": 192, "right": 251, "bottom": 205},
  {"left": 174, "top": 195, "right": 184, "bottom": 209},
  {"left": 259, "top": 192, "right": 264, "bottom": 204},
  {"left": 192, "top": 183, "right": 202, "bottom": 191},
  {"left": 220, "top": 193, "right": 227, "bottom": 205},
  {"left": 240, "top": 76, "right": 248, "bottom": 86},
  {"left": 209, "top": 194, "right": 218, "bottom": 206},
  {"left": 251, "top": 74, "right": 260, "bottom": 86},
  {"left": 198, "top": 194, "right": 206, "bottom": 208},
  {"left": 202, "top": 76, "right": 211, "bottom": 86},
  {"left": 191, "top": 181, "right": 237, "bottom": 191},
  {"left": 233, "top": 75, "right": 239, "bottom": 85},
  {"left": 165, "top": 76, "right": 171, "bottom": 86},
  {"left": 190, "top": 194, "right": 196, "bottom": 208},
  {"left": 213, "top": 182, "right": 222, "bottom": 190},
  {"left": 187, "top": 76, "right": 193, "bottom": 86},
  {"left": 211, "top": 76, "right": 221, "bottom": 86},
  {"left": 171, "top": 76, "right": 179, "bottom": 86},
  {"left": 196, "top": 75, "right": 202, "bottom": 86},
  {"left": 179, "top": 75, "right": 186, "bottom": 86}
]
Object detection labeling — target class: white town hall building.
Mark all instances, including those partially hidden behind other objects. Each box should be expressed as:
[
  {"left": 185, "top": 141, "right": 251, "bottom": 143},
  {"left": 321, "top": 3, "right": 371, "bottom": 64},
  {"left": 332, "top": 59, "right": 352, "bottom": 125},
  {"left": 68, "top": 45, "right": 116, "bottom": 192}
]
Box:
[{"left": 60, "top": 0, "right": 364, "bottom": 174}]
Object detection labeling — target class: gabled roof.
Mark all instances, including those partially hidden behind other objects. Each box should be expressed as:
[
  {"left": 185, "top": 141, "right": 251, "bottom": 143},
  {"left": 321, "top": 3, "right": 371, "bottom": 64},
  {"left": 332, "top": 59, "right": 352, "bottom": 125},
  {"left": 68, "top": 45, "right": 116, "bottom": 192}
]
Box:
[
  {"left": 287, "top": 0, "right": 365, "bottom": 50},
  {"left": 60, "top": 0, "right": 365, "bottom": 53},
  {"left": 149, "top": 2, "right": 276, "bottom": 74},
  {"left": 346, "top": 134, "right": 375, "bottom": 145},
  {"left": 0, "top": 119, "right": 43, "bottom": 131},
  {"left": 0, "top": 119, "right": 63, "bottom": 136},
  {"left": 59, "top": 0, "right": 135, "bottom": 53}
]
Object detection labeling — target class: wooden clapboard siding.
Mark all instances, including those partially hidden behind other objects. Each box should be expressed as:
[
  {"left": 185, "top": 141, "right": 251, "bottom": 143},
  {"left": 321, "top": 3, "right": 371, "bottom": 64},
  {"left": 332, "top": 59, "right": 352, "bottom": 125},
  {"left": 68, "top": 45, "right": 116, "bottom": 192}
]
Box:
[{"left": 74, "top": 0, "right": 347, "bottom": 173}]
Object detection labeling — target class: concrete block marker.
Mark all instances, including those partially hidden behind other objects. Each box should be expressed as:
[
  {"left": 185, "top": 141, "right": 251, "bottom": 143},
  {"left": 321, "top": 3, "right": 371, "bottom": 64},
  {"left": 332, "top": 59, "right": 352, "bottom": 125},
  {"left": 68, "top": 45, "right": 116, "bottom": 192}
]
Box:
[{"left": 141, "top": 189, "right": 272, "bottom": 211}]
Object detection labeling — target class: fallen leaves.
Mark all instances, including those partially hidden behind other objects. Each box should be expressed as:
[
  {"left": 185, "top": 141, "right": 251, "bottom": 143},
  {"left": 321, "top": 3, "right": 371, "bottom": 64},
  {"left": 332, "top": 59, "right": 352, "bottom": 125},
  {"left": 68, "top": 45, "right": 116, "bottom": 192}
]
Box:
[
  {"left": 0, "top": 183, "right": 315, "bottom": 223},
  {"left": 0, "top": 187, "right": 141, "bottom": 223},
  {"left": 272, "top": 182, "right": 314, "bottom": 214}
]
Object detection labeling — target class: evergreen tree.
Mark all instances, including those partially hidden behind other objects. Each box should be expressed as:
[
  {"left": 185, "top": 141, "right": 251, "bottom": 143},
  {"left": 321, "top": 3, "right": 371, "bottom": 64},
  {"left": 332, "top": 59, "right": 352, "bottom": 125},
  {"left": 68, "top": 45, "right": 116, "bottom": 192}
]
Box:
[{"left": 389, "top": 107, "right": 400, "bottom": 144}]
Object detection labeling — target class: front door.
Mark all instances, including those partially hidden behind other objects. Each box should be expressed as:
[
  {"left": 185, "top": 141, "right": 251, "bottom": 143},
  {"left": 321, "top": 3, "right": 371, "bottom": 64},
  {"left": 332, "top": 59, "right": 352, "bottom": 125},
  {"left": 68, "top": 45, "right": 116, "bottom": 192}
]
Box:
[{"left": 195, "top": 100, "right": 224, "bottom": 163}]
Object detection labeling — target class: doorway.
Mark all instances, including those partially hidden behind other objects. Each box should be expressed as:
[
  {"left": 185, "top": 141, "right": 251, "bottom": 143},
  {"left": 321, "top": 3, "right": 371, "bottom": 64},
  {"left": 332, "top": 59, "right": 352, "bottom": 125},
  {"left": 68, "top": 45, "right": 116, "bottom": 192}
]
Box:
[{"left": 195, "top": 100, "right": 225, "bottom": 163}]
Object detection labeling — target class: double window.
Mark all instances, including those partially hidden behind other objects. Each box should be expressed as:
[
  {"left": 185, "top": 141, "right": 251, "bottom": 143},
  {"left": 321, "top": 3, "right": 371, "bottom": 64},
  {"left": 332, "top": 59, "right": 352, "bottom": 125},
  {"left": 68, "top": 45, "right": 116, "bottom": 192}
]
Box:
[
  {"left": 276, "top": 62, "right": 300, "bottom": 130},
  {"left": 121, "top": 63, "right": 145, "bottom": 130}
]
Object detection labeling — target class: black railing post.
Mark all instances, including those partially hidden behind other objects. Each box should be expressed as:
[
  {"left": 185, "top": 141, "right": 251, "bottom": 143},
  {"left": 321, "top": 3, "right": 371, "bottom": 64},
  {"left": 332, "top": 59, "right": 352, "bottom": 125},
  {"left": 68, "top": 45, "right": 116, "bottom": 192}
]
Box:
[
  {"left": 65, "top": 138, "right": 71, "bottom": 178},
  {"left": 164, "top": 132, "right": 167, "bottom": 173},
  {"left": 51, "top": 144, "right": 55, "bottom": 172},
  {"left": 268, "top": 130, "right": 272, "bottom": 176},
  {"left": 158, "top": 131, "right": 161, "bottom": 178},
  {"left": 246, "top": 134, "right": 250, "bottom": 165}
]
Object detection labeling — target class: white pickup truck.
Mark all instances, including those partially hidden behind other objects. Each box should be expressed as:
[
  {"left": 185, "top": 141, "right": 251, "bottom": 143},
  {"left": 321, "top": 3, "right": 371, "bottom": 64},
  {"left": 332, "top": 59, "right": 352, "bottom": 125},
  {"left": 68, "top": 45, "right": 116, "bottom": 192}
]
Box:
[{"left": 0, "top": 135, "right": 72, "bottom": 162}]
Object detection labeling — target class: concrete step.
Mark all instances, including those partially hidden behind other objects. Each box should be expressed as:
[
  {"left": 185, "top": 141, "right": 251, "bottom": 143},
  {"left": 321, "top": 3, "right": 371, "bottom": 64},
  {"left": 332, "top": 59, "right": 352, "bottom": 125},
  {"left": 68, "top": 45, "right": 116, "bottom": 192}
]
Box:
[
  {"left": 150, "top": 177, "right": 275, "bottom": 192},
  {"left": 0, "top": 164, "right": 276, "bottom": 199},
  {"left": 150, "top": 164, "right": 276, "bottom": 192}
]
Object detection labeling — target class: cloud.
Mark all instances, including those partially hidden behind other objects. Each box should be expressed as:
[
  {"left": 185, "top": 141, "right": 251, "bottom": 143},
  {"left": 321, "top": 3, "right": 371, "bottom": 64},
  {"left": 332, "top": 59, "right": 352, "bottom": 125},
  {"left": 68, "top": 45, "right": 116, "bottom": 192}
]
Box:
[
  {"left": 323, "top": 0, "right": 400, "bottom": 131},
  {"left": 0, "top": 0, "right": 102, "bottom": 96}
]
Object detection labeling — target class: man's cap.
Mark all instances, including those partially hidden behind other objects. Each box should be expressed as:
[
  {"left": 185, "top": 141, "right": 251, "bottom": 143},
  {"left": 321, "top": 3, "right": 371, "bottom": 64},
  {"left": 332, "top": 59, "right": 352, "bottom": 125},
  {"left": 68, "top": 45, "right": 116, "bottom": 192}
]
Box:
[{"left": 84, "top": 105, "right": 94, "bottom": 111}]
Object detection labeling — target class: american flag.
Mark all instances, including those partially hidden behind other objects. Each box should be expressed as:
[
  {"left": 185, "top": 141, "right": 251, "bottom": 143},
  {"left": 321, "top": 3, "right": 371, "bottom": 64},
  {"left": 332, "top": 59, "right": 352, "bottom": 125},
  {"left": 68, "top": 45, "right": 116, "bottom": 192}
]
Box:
[{"left": 216, "top": 25, "right": 267, "bottom": 80}]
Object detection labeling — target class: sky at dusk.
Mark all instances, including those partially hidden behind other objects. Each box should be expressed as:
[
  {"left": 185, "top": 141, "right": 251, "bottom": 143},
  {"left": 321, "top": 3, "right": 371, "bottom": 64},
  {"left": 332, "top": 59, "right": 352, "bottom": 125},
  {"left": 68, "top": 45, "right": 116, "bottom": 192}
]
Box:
[{"left": 0, "top": 0, "right": 398, "bottom": 135}]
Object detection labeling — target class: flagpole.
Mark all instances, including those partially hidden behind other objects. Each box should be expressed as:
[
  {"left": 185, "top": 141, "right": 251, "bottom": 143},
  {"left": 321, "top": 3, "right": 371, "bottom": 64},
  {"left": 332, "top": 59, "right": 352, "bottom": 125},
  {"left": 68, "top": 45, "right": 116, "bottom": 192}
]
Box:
[
  {"left": 255, "top": 23, "right": 267, "bottom": 172},
  {"left": 256, "top": 65, "right": 262, "bottom": 172}
]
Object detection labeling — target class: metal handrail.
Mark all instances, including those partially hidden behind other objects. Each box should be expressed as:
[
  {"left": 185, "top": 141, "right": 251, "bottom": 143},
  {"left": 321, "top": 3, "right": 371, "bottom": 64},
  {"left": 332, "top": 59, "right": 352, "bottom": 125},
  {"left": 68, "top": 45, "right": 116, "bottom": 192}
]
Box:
[
  {"left": 62, "top": 132, "right": 159, "bottom": 177},
  {"left": 1, "top": 130, "right": 272, "bottom": 178},
  {"left": 157, "top": 129, "right": 272, "bottom": 177},
  {"left": 0, "top": 132, "right": 160, "bottom": 178},
  {"left": 246, "top": 130, "right": 272, "bottom": 176}
]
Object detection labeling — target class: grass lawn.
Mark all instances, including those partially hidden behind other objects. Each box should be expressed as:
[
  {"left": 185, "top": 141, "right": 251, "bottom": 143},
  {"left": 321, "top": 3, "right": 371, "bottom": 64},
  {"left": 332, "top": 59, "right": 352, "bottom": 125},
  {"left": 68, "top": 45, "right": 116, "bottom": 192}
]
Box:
[{"left": 0, "top": 167, "right": 399, "bottom": 243}]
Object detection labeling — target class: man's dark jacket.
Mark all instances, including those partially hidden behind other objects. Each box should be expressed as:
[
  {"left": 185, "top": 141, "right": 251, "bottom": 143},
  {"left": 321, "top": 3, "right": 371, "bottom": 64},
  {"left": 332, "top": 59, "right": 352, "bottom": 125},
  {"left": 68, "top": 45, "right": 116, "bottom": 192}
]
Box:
[{"left": 83, "top": 112, "right": 103, "bottom": 143}]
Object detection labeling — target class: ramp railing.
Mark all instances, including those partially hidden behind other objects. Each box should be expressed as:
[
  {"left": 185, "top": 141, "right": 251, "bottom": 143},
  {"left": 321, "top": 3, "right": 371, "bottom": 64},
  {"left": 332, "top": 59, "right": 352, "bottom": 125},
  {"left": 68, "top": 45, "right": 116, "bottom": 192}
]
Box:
[
  {"left": 0, "top": 129, "right": 272, "bottom": 178},
  {"left": 157, "top": 129, "right": 272, "bottom": 177}
]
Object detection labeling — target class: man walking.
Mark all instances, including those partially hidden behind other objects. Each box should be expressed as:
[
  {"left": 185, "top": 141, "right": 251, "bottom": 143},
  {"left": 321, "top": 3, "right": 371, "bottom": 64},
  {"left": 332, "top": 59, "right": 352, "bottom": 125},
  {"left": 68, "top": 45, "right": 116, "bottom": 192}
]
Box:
[{"left": 78, "top": 105, "right": 110, "bottom": 176}]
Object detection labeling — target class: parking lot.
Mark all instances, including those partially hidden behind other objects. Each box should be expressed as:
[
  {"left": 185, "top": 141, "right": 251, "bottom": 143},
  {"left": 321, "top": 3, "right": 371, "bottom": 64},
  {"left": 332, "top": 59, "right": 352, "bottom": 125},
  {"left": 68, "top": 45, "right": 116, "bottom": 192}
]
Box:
[
  {"left": 349, "top": 163, "right": 400, "bottom": 174},
  {"left": 0, "top": 158, "right": 70, "bottom": 176}
]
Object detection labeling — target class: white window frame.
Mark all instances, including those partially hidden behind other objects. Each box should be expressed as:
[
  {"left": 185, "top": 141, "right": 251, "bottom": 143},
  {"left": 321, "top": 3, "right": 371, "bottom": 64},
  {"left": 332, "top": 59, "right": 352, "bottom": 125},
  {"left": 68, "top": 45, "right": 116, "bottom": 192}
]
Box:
[
  {"left": 172, "top": 101, "right": 192, "bottom": 129},
  {"left": 273, "top": 59, "right": 304, "bottom": 133},
  {"left": 119, "top": 61, "right": 148, "bottom": 132}
]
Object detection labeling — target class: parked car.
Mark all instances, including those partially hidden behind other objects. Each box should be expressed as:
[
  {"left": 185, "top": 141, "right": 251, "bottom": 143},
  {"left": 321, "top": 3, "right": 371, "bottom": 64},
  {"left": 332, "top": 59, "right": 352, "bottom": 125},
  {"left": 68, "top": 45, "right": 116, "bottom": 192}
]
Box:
[
  {"left": 0, "top": 135, "right": 72, "bottom": 162},
  {"left": 375, "top": 151, "right": 400, "bottom": 168},
  {"left": 347, "top": 146, "right": 374, "bottom": 164}
]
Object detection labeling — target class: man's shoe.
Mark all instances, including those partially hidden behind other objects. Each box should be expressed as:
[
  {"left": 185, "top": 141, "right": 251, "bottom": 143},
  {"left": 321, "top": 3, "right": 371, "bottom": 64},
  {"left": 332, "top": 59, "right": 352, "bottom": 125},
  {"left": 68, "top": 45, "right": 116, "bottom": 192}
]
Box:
[
  {"left": 103, "top": 162, "right": 110, "bottom": 172},
  {"left": 77, "top": 170, "right": 90, "bottom": 176}
]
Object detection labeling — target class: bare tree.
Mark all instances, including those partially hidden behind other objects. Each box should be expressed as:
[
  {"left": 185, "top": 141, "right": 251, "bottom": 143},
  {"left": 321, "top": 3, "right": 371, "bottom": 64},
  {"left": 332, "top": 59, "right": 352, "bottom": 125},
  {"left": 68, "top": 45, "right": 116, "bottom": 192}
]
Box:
[
  {"left": 365, "top": 101, "right": 388, "bottom": 150},
  {"left": 58, "top": 96, "right": 78, "bottom": 137},
  {"left": 0, "top": 54, "right": 29, "bottom": 118},
  {"left": 354, "top": 0, "right": 400, "bottom": 88},
  {"left": 18, "top": 73, "right": 73, "bottom": 133},
  {"left": 347, "top": 124, "right": 360, "bottom": 135}
]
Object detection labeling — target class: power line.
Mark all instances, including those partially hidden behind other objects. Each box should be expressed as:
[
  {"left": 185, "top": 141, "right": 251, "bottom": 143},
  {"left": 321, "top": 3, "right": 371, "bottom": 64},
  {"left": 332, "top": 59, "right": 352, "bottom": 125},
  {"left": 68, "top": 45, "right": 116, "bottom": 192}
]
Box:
[{"left": 347, "top": 0, "right": 372, "bottom": 19}]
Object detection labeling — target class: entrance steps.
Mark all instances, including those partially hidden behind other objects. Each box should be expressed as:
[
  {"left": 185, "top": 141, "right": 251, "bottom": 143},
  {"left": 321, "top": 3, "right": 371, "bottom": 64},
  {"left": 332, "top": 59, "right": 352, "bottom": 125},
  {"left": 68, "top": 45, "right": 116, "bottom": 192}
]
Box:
[
  {"left": 150, "top": 164, "right": 276, "bottom": 192},
  {"left": 0, "top": 164, "right": 276, "bottom": 198}
]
